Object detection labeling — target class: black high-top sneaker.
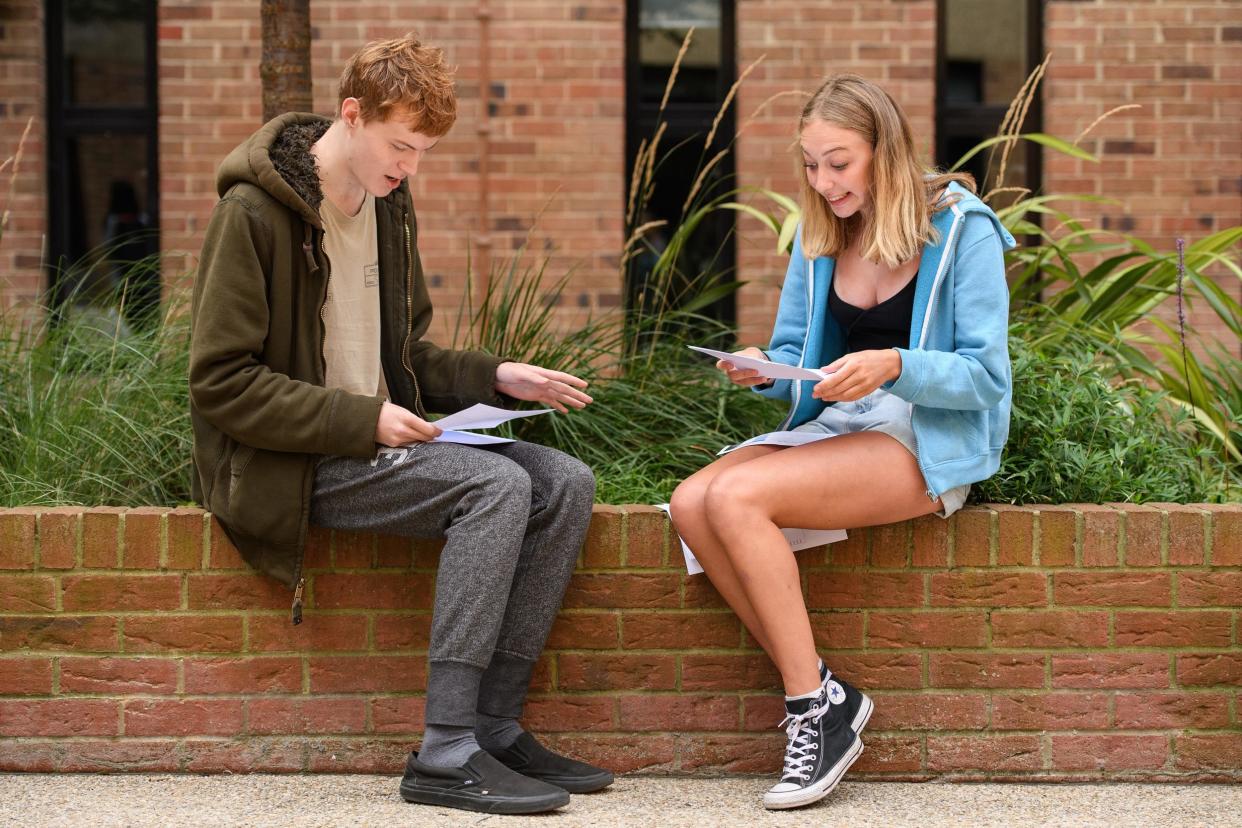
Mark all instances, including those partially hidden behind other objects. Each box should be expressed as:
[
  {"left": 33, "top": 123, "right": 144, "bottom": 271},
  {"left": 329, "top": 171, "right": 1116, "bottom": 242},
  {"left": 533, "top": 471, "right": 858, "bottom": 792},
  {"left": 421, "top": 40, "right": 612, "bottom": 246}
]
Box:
[
  {"left": 819, "top": 661, "right": 874, "bottom": 737},
  {"left": 762, "top": 688, "right": 862, "bottom": 810}
]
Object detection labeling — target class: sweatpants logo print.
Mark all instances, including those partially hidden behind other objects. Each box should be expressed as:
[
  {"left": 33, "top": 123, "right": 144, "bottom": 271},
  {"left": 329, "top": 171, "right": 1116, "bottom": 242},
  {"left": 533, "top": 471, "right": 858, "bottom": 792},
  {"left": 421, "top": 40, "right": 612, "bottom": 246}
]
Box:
[{"left": 370, "top": 446, "right": 411, "bottom": 467}]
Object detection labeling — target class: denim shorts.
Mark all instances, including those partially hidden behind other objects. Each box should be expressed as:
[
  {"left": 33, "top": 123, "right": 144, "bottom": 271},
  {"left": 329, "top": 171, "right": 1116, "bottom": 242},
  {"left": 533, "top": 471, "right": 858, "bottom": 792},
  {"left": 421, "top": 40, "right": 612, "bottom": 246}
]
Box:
[{"left": 790, "top": 387, "right": 969, "bottom": 518}]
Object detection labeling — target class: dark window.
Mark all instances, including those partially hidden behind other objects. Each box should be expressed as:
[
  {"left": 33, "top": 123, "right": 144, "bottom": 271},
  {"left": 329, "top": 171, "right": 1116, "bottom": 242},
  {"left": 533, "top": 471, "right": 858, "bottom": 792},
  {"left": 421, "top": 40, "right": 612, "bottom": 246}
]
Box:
[
  {"left": 46, "top": 0, "right": 160, "bottom": 329},
  {"left": 936, "top": 0, "right": 1042, "bottom": 204},
  {"left": 625, "top": 0, "right": 736, "bottom": 329}
]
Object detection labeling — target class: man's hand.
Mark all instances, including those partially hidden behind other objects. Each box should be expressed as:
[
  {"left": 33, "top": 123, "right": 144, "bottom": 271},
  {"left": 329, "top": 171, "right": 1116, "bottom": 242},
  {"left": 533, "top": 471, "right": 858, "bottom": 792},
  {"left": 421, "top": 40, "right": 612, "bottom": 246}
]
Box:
[
  {"left": 811, "top": 349, "right": 902, "bottom": 402},
  {"left": 495, "top": 362, "right": 593, "bottom": 414},
  {"left": 374, "top": 401, "right": 442, "bottom": 446},
  {"left": 717, "top": 346, "right": 771, "bottom": 387}
]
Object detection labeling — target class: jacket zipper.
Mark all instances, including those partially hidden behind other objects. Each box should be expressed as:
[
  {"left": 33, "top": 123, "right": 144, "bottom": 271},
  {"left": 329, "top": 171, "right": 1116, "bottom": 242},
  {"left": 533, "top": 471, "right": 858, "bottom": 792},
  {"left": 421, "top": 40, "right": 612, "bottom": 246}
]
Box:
[
  {"left": 778, "top": 252, "right": 817, "bottom": 432},
  {"left": 401, "top": 210, "right": 427, "bottom": 419}
]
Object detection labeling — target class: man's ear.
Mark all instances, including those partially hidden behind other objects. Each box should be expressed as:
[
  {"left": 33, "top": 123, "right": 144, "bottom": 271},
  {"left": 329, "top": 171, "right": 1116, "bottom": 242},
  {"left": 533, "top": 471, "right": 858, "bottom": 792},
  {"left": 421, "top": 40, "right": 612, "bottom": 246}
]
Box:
[{"left": 339, "top": 97, "right": 362, "bottom": 127}]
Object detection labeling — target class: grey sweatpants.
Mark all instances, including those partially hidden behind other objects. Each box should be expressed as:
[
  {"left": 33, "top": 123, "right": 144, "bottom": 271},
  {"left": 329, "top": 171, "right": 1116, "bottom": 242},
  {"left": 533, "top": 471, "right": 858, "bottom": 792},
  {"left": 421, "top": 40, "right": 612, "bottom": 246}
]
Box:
[{"left": 309, "top": 440, "right": 595, "bottom": 728}]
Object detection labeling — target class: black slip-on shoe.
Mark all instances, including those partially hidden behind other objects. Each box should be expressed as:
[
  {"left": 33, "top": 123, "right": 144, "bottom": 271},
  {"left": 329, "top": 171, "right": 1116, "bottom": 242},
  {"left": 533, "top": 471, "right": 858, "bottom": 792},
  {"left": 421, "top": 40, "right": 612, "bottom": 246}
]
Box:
[
  {"left": 399, "top": 749, "right": 570, "bottom": 814},
  {"left": 820, "top": 662, "right": 875, "bottom": 737},
  {"left": 487, "top": 732, "right": 614, "bottom": 793}
]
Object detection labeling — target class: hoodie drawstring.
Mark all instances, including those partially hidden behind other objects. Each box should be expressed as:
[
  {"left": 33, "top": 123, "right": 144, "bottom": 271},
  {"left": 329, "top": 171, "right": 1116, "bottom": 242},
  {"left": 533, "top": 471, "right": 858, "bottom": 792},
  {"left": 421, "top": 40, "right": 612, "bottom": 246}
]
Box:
[{"left": 302, "top": 224, "right": 319, "bottom": 275}]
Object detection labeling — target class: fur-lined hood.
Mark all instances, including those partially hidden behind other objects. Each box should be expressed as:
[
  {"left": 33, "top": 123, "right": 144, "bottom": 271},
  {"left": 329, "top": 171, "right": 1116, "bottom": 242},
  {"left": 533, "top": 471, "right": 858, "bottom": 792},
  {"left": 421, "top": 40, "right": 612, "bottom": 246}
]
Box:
[{"left": 215, "top": 112, "right": 330, "bottom": 228}]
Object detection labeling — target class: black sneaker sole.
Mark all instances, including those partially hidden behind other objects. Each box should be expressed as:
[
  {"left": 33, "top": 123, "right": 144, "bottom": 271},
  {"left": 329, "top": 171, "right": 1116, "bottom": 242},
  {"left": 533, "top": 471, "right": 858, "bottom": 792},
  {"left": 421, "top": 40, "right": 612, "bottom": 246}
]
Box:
[
  {"left": 535, "top": 769, "right": 615, "bottom": 794},
  {"left": 399, "top": 781, "right": 570, "bottom": 814}
]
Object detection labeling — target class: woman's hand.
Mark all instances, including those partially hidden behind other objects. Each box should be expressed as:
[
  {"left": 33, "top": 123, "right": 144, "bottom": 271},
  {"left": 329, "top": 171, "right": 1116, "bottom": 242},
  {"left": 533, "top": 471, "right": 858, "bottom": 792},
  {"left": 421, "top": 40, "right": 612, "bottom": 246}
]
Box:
[
  {"left": 812, "top": 349, "right": 902, "bottom": 402},
  {"left": 495, "top": 362, "right": 593, "bottom": 413},
  {"left": 716, "top": 347, "right": 771, "bottom": 387}
]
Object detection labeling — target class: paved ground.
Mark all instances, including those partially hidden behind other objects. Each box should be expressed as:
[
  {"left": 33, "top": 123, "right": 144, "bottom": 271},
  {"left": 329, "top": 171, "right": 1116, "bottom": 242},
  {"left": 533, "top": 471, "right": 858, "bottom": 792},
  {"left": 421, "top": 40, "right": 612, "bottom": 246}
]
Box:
[{"left": 2, "top": 774, "right": 1241, "bottom": 828}]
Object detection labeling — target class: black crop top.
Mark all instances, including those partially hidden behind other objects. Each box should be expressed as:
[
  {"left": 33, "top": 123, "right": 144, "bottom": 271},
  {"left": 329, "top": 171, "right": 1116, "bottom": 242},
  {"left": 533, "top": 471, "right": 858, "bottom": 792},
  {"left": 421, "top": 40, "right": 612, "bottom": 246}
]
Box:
[{"left": 828, "top": 274, "right": 917, "bottom": 353}]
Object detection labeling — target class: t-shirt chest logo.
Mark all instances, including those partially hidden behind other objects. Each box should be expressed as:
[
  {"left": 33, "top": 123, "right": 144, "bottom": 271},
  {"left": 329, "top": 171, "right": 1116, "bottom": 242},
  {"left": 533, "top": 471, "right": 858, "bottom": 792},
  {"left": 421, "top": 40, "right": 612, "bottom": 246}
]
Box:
[{"left": 364, "top": 263, "right": 379, "bottom": 288}]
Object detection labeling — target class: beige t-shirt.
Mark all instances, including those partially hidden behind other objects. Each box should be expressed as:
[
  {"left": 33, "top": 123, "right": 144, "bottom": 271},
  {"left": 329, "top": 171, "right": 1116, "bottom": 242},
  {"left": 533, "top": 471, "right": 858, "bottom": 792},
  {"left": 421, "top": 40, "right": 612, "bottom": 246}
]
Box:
[{"left": 320, "top": 193, "right": 389, "bottom": 399}]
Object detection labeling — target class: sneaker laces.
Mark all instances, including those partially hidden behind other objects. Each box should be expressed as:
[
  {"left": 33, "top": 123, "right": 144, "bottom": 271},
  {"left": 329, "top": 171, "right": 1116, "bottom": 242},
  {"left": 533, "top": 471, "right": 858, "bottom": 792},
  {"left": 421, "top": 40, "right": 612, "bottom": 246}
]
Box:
[{"left": 777, "top": 701, "right": 830, "bottom": 782}]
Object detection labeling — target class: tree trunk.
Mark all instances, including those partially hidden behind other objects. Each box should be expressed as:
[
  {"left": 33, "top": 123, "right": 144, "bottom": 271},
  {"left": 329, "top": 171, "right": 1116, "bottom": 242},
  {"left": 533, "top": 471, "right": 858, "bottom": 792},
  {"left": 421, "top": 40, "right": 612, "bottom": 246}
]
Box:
[{"left": 260, "top": 0, "right": 313, "bottom": 122}]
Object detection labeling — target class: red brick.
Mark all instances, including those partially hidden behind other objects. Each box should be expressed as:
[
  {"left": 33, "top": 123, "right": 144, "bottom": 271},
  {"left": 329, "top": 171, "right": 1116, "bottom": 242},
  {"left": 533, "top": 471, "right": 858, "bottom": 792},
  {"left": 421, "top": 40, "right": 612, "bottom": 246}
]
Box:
[
  {"left": 0, "top": 616, "right": 119, "bottom": 652},
  {"left": 995, "top": 505, "right": 1034, "bottom": 566},
  {"left": 308, "top": 656, "right": 425, "bottom": 693},
  {"left": 828, "top": 526, "right": 868, "bottom": 565},
  {"left": 122, "top": 507, "right": 165, "bottom": 570},
  {"left": 370, "top": 696, "right": 426, "bottom": 734},
  {"left": 807, "top": 571, "right": 923, "bottom": 608},
  {"left": 541, "top": 733, "right": 676, "bottom": 774},
  {"left": 187, "top": 574, "right": 291, "bottom": 610},
  {"left": 930, "top": 572, "right": 1046, "bottom": 607},
  {"left": 333, "top": 530, "right": 374, "bottom": 568},
  {"left": 992, "top": 692, "right": 1111, "bottom": 730},
  {"left": 546, "top": 611, "right": 618, "bottom": 649},
  {"left": 1177, "top": 653, "right": 1242, "bottom": 687},
  {"left": 682, "top": 574, "right": 729, "bottom": 609},
  {"left": 618, "top": 694, "right": 738, "bottom": 731},
  {"left": 184, "top": 657, "right": 302, "bottom": 694},
  {"left": 1051, "top": 734, "right": 1169, "bottom": 771},
  {"left": 1175, "top": 734, "right": 1242, "bottom": 771},
  {"left": 868, "top": 611, "right": 987, "bottom": 649},
  {"left": 125, "top": 699, "right": 243, "bottom": 736},
  {"left": 61, "top": 739, "right": 180, "bottom": 772},
  {"left": 37, "top": 508, "right": 80, "bottom": 569},
  {"left": 302, "top": 526, "right": 332, "bottom": 569},
  {"left": 808, "top": 610, "right": 866, "bottom": 649},
  {"left": 60, "top": 657, "right": 177, "bottom": 695},
  {"left": 930, "top": 654, "right": 1045, "bottom": 689},
  {"left": 62, "top": 574, "right": 182, "bottom": 612},
  {"left": 927, "top": 735, "right": 1042, "bottom": 771},
  {"left": 869, "top": 520, "right": 911, "bottom": 568},
  {"left": 124, "top": 614, "right": 244, "bottom": 653},
  {"left": 1053, "top": 572, "right": 1172, "bottom": 606},
  {"left": 312, "top": 572, "right": 433, "bottom": 610},
  {"left": 1152, "top": 503, "right": 1207, "bottom": 565},
  {"left": 305, "top": 738, "right": 407, "bottom": 773},
  {"left": 912, "top": 514, "right": 949, "bottom": 567},
  {"left": 952, "top": 507, "right": 994, "bottom": 566},
  {"left": 1077, "top": 504, "right": 1120, "bottom": 567},
  {"left": 1052, "top": 653, "right": 1170, "bottom": 689},
  {"left": 522, "top": 696, "right": 615, "bottom": 732},
  {"left": 166, "top": 507, "right": 206, "bottom": 570},
  {"left": 1203, "top": 504, "right": 1241, "bottom": 566},
  {"left": 1037, "top": 506, "right": 1079, "bottom": 566},
  {"left": 0, "top": 509, "right": 37, "bottom": 569},
  {"left": 742, "top": 693, "right": 786, "bottom": 732},
  {"left": 563, "top": 573, "right": 681, "bottom": 609},
  {"left": 852, "top": 734, "right": 923, "bottom": 773},
  {"left": 869, "top": 692, "right": 988, "bottom": 730},
  {"left": 678, "top": 733, "right": 783, "bottom": 773},
  {"left": 622, "top": 611, "right": 740, "bottom": 649},
  {"left": 1178, "top": 572, "right": 1242, "bottom": 607},
  {"left": 0, "top": 658, "right": 53, "bottom": 696},
  {"left": 625, "top": 506, "right": 668, "bottom": 567},
  {"left": 0, "top": 699, "right": 119, "bottom": 736},
  {"left": 374, "top": 533, "right": 413, "bottom": 568},
  {"left": 583, "top": 504, "right": 622, "bottom": 567},
  {"left": 1112, "top": 503, "right": 1163, "bottom": 567},
  {"left": 0, "top": 575, "right": 56, "bottom": 612},
  {"left": 559, "top": 653, "right": 676, "bottom": 691},
  {"left": 371, "top": 613, "right": 432, "bottom": 651},
  {"left": 81, "top": 509, "right": 124, "bottom": 568},
  {"left": 208, "top": 518, "right": 247, "bottom": 569},
  {"left": 247, "top": 698, "right": 367, "bottom": 734},
  {"left": 992, "top": 611, "right": 1109, "bottom": 648},
  {"left": 829, "top": 653, "right": 924, "bottom": 690},
  {"left": 1115, "top": 611, "right": 1232, "bottom": 647},
  {"left": 184, "top": 738, "right": 305, "bottom": 773},
  {"left": 1115, "top": 693, "right": 1232, "bottom": 729},
  {"left": 0, "top": 739, "right": 58, "bottom": 771}
]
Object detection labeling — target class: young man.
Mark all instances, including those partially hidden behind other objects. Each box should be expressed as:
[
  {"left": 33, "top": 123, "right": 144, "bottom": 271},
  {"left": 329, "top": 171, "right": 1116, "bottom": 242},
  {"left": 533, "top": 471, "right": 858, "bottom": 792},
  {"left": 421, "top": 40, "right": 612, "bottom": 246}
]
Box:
[{"left": 189, "top": 33, "right": 610, "bottom": 814}]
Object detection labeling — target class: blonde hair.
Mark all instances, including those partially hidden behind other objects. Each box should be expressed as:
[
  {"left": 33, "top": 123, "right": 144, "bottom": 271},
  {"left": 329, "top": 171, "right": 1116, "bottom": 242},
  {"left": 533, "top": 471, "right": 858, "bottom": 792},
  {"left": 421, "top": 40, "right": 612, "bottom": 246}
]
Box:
[
  {"left": 338, "top": 32, "right": 457, "bottom": 136},
  {"left": 797, "top": 74, "right": 974, "bottom": 267}
]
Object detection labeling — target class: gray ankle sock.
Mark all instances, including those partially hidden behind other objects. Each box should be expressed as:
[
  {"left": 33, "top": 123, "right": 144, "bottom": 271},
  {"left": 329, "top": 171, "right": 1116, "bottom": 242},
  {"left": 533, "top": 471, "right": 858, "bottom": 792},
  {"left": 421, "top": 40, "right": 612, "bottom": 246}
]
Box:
[
  {"left": 475, "top": 711, "right": 526, "bottom": 751},
  {"left": 419, "top": 723, "right": 480, "bottom": 768}
]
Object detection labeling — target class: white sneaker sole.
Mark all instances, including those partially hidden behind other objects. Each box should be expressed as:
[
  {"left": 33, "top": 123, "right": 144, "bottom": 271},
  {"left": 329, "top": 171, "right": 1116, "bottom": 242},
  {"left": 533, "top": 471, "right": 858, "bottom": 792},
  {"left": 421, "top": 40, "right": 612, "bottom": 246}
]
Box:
[
  {"left": 762, "top": 733, "right": 864, "bottom": 810},
  {"left": 852, "top": 693, "right": 874, "bottom": 736}
]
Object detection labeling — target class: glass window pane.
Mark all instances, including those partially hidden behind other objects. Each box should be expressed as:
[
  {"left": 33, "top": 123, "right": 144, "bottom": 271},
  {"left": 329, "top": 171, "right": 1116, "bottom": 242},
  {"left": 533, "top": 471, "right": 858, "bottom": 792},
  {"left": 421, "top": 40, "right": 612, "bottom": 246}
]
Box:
[
  {"left": 943, "top": 0, "right": 1027, "bottom": 107},
  {"left": 639, "top": 0, "right": 721, "bottom": 102},
  {"left": 64, "top": 0, "right": 148, "bottom": 106}
]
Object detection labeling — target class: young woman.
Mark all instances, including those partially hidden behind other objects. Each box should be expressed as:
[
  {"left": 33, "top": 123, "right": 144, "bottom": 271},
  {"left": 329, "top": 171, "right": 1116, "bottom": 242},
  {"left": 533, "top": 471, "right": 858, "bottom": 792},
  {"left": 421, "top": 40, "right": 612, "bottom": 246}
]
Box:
[{"left": 669, "top": 74, "right": 1015, "bottom": 810}]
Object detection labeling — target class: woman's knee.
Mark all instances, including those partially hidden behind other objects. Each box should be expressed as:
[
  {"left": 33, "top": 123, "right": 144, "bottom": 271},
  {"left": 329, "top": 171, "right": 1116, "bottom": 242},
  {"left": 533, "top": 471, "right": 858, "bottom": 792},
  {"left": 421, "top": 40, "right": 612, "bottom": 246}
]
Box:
[
  {"left": 702, "top": 469, "right": 766, "bottom": 525},
  {"left": 669, "top": 477, "right": 708, "bottom": 531}
]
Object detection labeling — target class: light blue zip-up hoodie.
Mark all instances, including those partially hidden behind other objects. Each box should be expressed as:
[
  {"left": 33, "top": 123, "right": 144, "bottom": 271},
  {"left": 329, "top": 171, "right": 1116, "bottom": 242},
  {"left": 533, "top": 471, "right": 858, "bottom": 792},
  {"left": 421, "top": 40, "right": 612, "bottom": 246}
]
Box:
[{"left": 758, "top": 182, "right": 1017, "bottom": 500}]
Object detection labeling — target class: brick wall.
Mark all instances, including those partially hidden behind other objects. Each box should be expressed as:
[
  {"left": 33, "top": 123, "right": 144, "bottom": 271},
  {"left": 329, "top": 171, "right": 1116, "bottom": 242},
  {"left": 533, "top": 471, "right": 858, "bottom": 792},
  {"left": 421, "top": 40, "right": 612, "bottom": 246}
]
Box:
[{"left": 1, "top": 503, "right": 1238, "bottom": 779}]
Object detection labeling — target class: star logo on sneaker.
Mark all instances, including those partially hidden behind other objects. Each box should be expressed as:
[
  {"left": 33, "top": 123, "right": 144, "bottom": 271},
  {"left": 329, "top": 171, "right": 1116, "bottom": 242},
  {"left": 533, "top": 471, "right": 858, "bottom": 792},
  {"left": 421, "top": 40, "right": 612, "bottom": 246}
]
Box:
[{"left": 825, "top": 680, "right": 846, "bottom": 705}]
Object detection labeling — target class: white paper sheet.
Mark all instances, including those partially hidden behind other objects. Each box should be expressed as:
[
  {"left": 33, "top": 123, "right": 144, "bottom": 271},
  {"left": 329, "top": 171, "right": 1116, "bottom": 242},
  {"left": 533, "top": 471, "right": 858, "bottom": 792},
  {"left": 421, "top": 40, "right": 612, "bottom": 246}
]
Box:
[
  {"left": 433, "top": 429, "right": 516, "bottom": 446},
  {"left": 687, "top": 345, "right": 830, "bottom": 382},
  {"left": 433, "top": 403, "right": 554, "bottom": 431},
  {"left": 654, "top": 503, "right": 847, "bottom": 575},
  {"left": 717, "top": 430, "right": 834, "bottom": 455}
]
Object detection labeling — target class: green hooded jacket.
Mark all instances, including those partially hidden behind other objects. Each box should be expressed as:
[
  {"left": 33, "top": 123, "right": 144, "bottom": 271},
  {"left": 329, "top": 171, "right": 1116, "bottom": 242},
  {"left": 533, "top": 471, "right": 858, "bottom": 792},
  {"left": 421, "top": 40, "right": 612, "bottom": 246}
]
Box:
[{"left": 189, "top": 113, "right": 505, "bottom": 616}]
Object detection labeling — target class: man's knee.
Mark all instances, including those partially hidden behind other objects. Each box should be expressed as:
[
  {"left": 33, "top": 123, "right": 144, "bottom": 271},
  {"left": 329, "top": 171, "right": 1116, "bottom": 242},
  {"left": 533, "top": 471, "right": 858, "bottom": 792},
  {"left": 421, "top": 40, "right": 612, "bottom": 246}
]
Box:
[{"left": 472, "top": 460, "right": 533, "bottom": 512}]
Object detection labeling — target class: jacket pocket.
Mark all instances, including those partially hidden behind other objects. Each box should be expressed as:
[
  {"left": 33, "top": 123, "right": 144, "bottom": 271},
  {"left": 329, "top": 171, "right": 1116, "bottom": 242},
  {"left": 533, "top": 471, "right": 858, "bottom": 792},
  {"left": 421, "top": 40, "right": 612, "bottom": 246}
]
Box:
[{"left": 226, "top": 447, "right": 306, "bottom": 547}]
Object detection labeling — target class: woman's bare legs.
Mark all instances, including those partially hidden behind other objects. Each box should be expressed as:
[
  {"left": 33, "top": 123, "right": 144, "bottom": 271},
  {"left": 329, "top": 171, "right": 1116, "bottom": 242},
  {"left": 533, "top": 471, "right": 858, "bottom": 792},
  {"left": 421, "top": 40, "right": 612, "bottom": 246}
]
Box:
[{"left": 673, "top": 433, "right": 943, "bottom": 696}]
